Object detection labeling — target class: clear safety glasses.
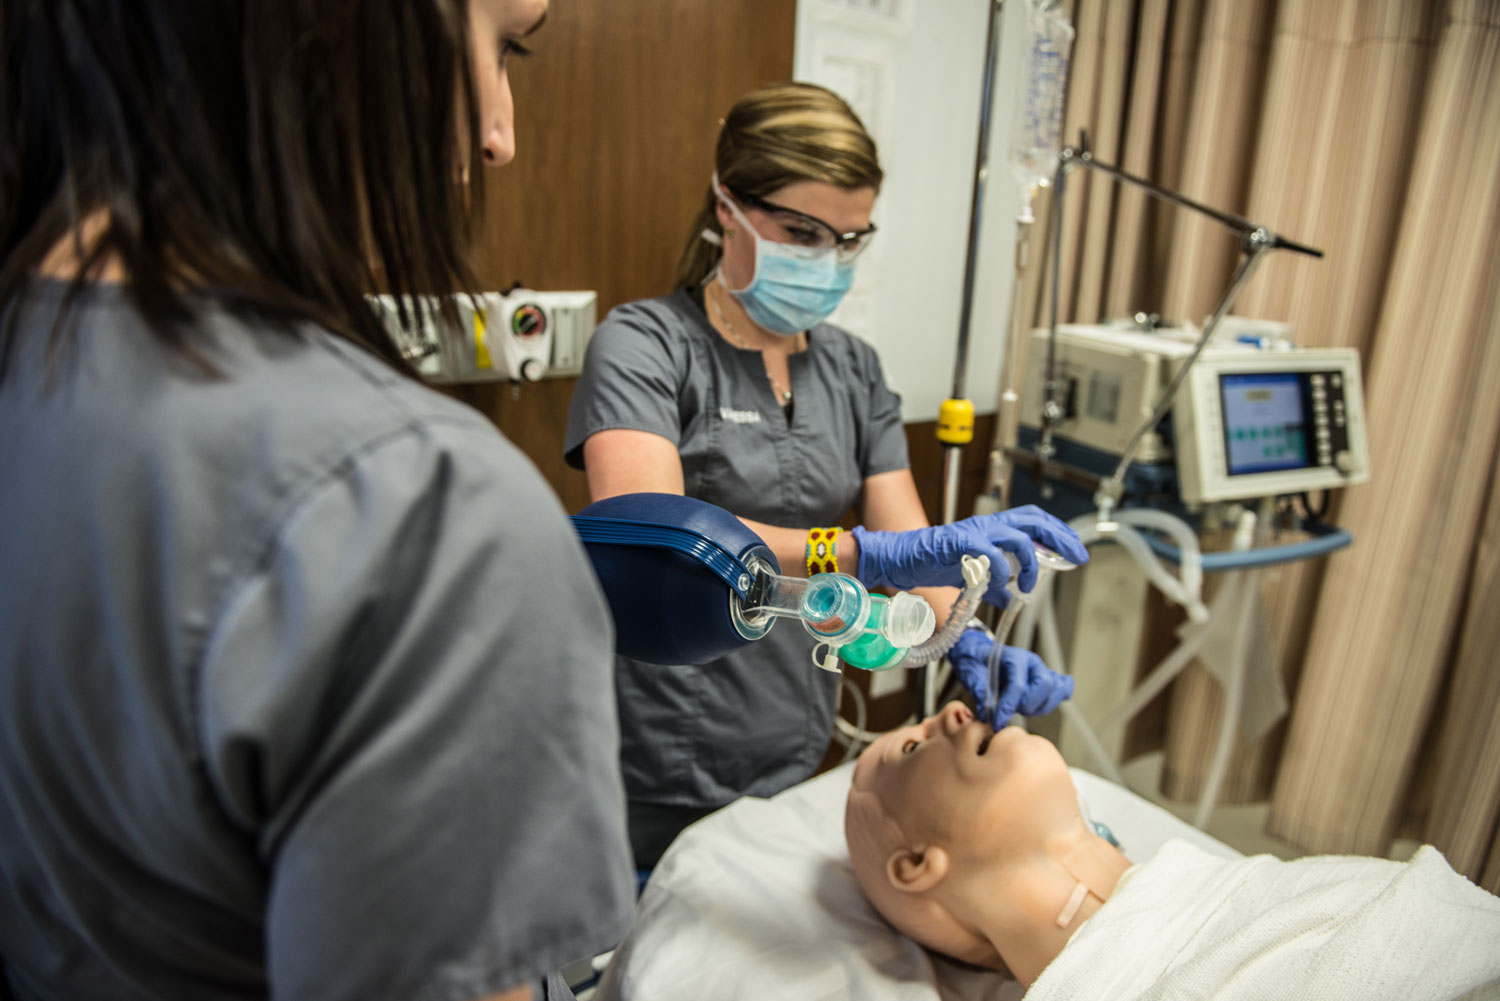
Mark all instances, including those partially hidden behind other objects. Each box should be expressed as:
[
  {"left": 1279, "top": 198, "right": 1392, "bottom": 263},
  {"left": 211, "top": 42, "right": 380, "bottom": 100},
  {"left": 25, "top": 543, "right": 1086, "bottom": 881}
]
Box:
[{"left": 731, "top": 188, "right": 878, "bottom": 264}]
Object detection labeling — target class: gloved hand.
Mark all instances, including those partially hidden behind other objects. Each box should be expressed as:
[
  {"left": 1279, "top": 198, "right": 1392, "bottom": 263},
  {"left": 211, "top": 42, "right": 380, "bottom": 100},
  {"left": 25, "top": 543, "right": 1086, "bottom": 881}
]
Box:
[
  {"left": 949, "top": 629, "right": 1075, "bottom": 727},
  {"left": 851, "top": 506, "right": 1089, "bottom": 608}
]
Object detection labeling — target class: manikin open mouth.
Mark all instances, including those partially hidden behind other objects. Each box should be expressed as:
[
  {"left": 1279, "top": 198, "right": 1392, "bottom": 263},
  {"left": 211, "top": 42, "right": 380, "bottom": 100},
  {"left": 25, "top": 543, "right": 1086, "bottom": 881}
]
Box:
[{"left": 977, "top": 730, "right": 995, "bottom": 756}]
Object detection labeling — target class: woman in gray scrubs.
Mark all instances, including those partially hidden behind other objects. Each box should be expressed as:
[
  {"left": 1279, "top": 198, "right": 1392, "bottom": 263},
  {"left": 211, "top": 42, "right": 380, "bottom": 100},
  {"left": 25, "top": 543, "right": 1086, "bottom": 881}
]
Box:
[
  {"left": 0, "top": 2, "right": 634, "bottom": 1000},
  {"left": 565, "top": 83, "right": 1087, "bottom": 868}
]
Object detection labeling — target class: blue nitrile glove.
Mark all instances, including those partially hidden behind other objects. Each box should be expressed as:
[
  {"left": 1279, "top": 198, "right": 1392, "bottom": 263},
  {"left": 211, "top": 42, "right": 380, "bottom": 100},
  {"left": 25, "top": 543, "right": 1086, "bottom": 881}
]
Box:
[
  {"left": 949, "top": 629, "right": 1075, "bottom": 727},
  {"left": 851, "top": 506, "right": 1089, "bottom": 609}
]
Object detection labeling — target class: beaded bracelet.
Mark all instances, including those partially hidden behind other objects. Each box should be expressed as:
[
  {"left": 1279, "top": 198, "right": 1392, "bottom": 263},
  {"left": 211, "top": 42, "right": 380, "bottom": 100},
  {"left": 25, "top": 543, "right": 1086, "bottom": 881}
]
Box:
[{"left": 805, "top": 526, "right": 841, "bottom": 576}]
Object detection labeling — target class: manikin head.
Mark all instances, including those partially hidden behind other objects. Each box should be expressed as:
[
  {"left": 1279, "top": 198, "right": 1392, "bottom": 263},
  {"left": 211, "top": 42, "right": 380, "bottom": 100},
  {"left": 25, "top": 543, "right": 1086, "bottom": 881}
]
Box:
[{"left": 844, "top": 702, "right": 1127, "bottom": 986}]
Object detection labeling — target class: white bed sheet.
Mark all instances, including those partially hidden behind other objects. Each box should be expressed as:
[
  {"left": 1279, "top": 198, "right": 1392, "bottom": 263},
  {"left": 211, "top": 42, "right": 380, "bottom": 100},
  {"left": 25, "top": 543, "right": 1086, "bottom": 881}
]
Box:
[{"left": 595, "top": 764, "right": 1240, "bottom": 1001}]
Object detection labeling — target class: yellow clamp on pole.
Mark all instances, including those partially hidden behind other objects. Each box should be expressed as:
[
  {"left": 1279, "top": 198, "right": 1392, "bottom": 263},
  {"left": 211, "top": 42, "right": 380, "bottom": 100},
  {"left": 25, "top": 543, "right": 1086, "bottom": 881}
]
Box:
[{"left": 936, "top": 398, "right": 975, "bottom": 445}]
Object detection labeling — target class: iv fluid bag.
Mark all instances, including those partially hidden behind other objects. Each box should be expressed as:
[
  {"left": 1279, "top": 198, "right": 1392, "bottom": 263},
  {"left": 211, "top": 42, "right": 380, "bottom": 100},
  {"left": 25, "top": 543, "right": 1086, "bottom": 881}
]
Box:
[{"left": 1008, "top": 0, "right": 1075, "bottom": 191}]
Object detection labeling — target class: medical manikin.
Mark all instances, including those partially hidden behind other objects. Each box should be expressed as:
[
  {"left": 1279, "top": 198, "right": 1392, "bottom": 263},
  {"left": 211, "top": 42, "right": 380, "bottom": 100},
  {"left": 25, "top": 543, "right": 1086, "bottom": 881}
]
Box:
[{"left": 845, "top": 703, "right": 1500, "bottom": 999}]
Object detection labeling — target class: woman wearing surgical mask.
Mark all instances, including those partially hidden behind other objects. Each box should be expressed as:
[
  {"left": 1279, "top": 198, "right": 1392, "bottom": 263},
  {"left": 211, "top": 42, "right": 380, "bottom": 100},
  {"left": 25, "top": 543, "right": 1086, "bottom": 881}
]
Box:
[
  {"left": 565, "top": 83, "right": 1087, "bottom": 870},
  {"left": 0, "top": 2, "right": 634, "bottom": 999}
]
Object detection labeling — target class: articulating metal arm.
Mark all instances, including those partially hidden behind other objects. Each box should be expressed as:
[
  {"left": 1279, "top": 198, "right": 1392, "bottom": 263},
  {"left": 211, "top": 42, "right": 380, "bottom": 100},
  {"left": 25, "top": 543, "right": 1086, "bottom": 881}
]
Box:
[{"left": 1033, "top": 131, "right": 1324, "bottom": 521}]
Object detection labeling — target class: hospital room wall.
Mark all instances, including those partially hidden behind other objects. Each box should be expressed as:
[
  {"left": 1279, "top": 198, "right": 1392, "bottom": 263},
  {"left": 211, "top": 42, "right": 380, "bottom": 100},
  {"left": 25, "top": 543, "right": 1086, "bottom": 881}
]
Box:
[{"left": 793, "top": 0, "right": 1037, "bottom": 425}]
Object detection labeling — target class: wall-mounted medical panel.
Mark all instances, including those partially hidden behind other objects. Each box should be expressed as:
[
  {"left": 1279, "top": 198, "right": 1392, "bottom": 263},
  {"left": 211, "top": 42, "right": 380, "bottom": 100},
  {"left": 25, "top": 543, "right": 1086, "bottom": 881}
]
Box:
[{"left": 369, "top": 290, "right": 597, "bottom": 385}]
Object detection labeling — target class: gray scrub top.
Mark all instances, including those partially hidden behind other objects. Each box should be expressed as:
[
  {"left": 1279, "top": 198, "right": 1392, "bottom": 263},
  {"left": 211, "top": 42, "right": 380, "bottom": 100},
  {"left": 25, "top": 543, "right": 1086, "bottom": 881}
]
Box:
[
  {"left": 0, "top": 283, "right": 635, "bottom": 1001},
  {"left": 564, "top": 289, "right": 908, "bottom": 806}
]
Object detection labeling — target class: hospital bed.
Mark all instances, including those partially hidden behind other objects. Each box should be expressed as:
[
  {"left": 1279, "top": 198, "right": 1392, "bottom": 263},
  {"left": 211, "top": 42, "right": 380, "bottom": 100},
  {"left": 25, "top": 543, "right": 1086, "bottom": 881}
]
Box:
[{"left": 594, "top": 763, "right": 1240, "bottom": 1000}]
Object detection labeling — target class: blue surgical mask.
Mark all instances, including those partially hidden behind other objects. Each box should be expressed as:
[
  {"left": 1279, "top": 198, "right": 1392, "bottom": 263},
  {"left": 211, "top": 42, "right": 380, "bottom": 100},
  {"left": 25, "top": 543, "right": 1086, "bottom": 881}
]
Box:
[{"left": 710, "top": 179, "right": 856, "bottom": 336}]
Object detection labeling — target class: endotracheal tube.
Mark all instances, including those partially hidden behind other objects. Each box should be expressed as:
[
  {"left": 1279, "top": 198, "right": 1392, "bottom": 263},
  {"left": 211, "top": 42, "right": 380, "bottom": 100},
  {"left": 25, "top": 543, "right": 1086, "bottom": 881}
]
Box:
[{"left": 986, "top": 542, "right": 1078, "bottom": 722}]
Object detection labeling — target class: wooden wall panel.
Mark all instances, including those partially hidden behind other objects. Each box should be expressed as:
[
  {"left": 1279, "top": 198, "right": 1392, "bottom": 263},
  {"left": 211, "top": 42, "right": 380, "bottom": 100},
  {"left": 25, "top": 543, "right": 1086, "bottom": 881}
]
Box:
[
  {"left": 453, "top": 0, "right": 798, "bottom": 511},
  {"left": 470, "top": 0, "right": 795, "bottom": 312},
  {"left": 904, "top": 413, "right": 998, "bottom": 528}
]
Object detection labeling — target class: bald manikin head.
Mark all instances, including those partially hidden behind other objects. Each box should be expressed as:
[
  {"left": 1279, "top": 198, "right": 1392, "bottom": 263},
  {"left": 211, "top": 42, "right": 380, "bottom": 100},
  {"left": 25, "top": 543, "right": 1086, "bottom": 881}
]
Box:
[{"left": 844, "top": 702, "right": 1130, "bottom": 986}]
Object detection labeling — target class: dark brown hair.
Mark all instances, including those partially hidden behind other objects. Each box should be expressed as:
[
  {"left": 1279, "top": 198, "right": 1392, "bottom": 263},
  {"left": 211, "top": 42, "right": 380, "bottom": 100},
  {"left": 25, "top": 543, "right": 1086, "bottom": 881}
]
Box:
[
  {"left": 0, "top": 0, "right": 485, "bottom": 379},
  {"left": 674, "top": 82, "right": 883, "bottom": 290}
]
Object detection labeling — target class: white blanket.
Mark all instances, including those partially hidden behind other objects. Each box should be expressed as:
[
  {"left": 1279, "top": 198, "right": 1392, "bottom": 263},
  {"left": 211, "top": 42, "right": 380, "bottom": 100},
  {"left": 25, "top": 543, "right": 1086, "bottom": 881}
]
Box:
[
  {"left": 595, "top": 766, "right": 1238, "bottom": 1001},
  {"left": 1027, "top": 838, "right": 1500, "bottom": 1000}
]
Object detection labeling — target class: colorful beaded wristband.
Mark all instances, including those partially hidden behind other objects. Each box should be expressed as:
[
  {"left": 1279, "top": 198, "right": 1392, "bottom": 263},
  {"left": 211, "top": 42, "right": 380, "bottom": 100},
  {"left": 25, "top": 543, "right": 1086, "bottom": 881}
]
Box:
[{"left": 806, "top": 526, "right": 841, "bottom": 576}]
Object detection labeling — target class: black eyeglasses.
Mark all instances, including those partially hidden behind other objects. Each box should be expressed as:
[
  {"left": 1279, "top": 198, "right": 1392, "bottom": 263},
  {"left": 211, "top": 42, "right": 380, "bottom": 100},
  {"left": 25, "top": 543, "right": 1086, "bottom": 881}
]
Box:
[{"left": 731, "top": 188, "right": 878, "bottom": 263}]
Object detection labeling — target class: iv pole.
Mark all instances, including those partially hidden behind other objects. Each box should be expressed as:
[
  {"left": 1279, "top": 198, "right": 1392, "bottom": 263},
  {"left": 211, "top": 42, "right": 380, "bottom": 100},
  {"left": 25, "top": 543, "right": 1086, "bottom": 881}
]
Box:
[
  {"left": 953, "top": 0, "right": 1074, "bottom": 523},
  {"left": 922, "top": 0, "right": 1007, "bottom": 718},
  {"left": 924, "top": 0, "right": 1004, "bottom": 718},
  {"left": 937, "top": 0, "right": 1005, "bottom": 528}
]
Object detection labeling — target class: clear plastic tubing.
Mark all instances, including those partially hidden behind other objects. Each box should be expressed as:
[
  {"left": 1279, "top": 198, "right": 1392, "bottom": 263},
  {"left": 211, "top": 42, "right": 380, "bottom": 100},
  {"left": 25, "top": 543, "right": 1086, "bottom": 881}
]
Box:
[
  {"left": 986, "top": 542, "right": 1079, "bottom": 722},
  {"left": 1067, "top": 514, "right": 1208, "bottom": 623},
  {"left": 1111, "top": 508, "right": 1203, "bottom": 608}
]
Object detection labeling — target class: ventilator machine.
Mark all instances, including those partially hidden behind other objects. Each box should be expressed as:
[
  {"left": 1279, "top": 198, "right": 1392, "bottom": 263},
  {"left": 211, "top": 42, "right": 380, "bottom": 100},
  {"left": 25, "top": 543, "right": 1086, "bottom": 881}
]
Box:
[
  {"left": 1011, "top": 318, "right": 1369, "bottom": 509},
  {"left": 981, "top": 152, "right": 1371, "bottom": 828}
]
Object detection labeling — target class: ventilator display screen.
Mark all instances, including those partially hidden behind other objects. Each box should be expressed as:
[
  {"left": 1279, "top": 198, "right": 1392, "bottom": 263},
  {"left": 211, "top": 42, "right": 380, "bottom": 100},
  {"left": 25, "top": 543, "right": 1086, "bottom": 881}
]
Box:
[{"left": 1219, "top": 373, "right": 1309, "bottom": 475}]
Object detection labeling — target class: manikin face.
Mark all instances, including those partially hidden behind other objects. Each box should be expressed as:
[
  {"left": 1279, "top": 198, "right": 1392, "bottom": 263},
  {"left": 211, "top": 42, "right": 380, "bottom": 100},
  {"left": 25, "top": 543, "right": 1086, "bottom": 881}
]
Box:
[
  {"left": 850, "top": 705, "right": 1128, "bottom": 985},
  {"left": 714, "top": 181, "right": 877, "bottom": 291},
  {"left": 851, "top": 702, "right": 1080, "bottom": 868},
  {"left": 468, "top": 0, "right": 549, "bottom": 167}
]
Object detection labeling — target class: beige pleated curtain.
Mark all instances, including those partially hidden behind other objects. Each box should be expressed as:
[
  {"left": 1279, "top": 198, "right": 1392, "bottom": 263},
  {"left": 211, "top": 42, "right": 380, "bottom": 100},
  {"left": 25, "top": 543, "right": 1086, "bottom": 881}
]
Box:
[{"left": 1015, "top": 0, "right": 1500, "bottom": 889}]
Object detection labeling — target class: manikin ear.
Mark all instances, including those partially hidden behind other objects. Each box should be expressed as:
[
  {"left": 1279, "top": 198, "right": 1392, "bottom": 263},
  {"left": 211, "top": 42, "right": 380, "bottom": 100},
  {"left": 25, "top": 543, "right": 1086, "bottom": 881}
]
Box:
[{"left": 886, "top": 845, "right": 950, "bottom": 895}]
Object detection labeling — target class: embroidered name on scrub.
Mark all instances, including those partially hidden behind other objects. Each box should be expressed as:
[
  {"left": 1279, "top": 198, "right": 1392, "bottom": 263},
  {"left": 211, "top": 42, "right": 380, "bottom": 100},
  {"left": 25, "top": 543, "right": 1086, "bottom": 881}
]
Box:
[{"left": 719, "top": 406, "right": 763, "bottom": 425}]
